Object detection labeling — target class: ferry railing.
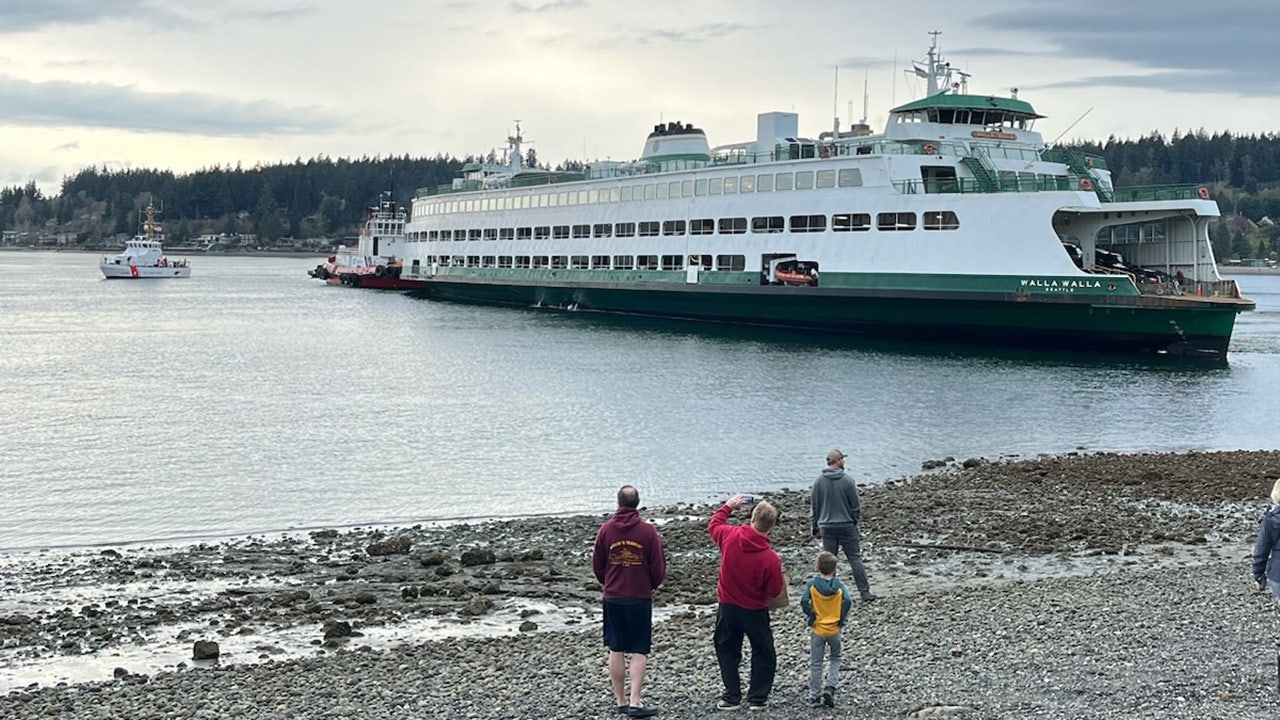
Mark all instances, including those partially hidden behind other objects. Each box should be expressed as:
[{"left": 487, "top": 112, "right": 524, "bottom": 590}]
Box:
[
  {"left": 1041, "top": 147, "right": 1110, "bottom": 171},
  {"left": 1107, "top": 185, "right": 1212, "bottom": 203},
  {"left": 894, "top": 175, "right": 1073, "bottom": 195}
]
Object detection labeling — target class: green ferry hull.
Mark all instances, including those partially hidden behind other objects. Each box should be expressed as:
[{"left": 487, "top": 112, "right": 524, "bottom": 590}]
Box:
[{"left": 407, "top": 277, "right": 1241, "bottom": 356}]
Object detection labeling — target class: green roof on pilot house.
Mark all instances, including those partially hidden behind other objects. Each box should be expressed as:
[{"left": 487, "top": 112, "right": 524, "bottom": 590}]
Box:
[{"left": 890, "top": 93, "right": 1043, "bottom": 119}]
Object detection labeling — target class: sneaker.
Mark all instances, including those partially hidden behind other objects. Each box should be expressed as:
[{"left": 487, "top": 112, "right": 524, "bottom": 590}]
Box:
[
  {"left": 717, "top": 699, "right": 741, "bottom": 711},
  {"left": 821, "top": 688, "right": 835, "bottom": 708},
  {"left": 861, "top": 593, "right": 879, "bottom": 603},
  {"left": 628, "top": 705, "right": 659, "bottom": 718},
  {"left": 748, "top": 701, "right": 767, "bottom": 711}
]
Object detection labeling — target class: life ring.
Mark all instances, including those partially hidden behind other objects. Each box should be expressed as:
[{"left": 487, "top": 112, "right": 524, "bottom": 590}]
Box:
[
  {"left": 1197, "top": 186, "right": 1210, "bottom": 200},
  {"left": 923, "top": 142, "right": 939, "bottom": 155},
  {"left": 1079, "top": 178, "right": 1093, "bottom": 192}
]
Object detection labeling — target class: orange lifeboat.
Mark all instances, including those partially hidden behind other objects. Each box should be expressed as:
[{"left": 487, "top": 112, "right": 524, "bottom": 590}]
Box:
[{"left": 774, "top": 268, "right": 816, "bottom": 286}]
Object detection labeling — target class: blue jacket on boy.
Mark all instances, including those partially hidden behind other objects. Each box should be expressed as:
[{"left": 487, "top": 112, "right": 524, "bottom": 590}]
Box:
[{"left": 800, "top": 574, "right": 852, "bottom": 637}]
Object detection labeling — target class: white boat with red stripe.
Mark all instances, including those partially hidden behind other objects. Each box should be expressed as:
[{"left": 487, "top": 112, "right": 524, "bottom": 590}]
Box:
[{"left": 100, "top": 199, "right": 191, "bottom": 279}]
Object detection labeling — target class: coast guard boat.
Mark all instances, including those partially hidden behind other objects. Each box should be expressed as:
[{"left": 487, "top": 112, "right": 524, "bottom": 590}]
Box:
[
  {"left": 100, "top": 201, "right": 190, "bottom": 279},
  {"left": 398, "top": 34, "right": 1253, "bottom": 356}
]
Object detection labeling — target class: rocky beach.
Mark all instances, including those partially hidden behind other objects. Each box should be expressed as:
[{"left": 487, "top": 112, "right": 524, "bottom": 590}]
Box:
[{"left": 3, "top": 450, "right": 1280, "bottom": 719}]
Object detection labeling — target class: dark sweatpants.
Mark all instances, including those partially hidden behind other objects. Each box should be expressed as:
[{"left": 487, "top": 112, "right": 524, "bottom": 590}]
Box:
[{"left": 713, "top": 603, "right": 775, "bottom": 704}]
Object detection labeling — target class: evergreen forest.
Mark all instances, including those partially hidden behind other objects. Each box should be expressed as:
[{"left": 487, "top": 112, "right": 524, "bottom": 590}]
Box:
[{"left": 3, "top": 131, "right": 1280, "bottom": 261}]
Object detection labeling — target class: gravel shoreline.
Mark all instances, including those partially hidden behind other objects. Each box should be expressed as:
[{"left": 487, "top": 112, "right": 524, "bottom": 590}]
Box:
[{"left": 3, "top": 450, "right": 1280, "bottom": 719}]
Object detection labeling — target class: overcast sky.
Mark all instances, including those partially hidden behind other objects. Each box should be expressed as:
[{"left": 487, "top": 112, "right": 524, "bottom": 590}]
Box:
[{"left": 3, "top": 0, "right": 1277, "bottom": 193}]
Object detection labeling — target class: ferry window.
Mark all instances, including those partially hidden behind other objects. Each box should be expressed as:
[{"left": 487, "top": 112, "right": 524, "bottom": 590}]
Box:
[
  {"left": 469, "top": 229, "right": 482, "bottom": 241},
  {"left": 621, "top": 186, "right": 633, "bottom": 202},
  {"left": 662, "top": 220, "right": 687, "bottom": 236},
  {"left": 534, "top": 226, "right": 551, "bottom": 240},
  {"left": 570, "top": 255, "right": 589, "bottom": 269},
  {"left": 751, "top": 216, "right": 784, "bottom": 233},
  {"left": 517, "top": 227, "right": 533, "bottom": 240},
  {"left": 661, "top": 255, "right": 684, "bottom": 270},
  {"left": 718, "top": 217, "right": 747, "bottom": 234},
  {"left": 681, "top": 179, "right": 694, "bottom": 196},
  {"left": 467, "top": 256, "right": 481, "bottom": 267},
  {"left": 614, "top": 255, "right": 635, "bottom": 270},
  {"left": 555, "top": 192, "right": 567, "bottom": 206},
  {"left": 923, "top": 211, "right": 960, "bottom": 230},
  {"left": 499, "top": 228, "right": 514, "bottom": 241},
  {"left": 668, "top": 181, "right": 681, "bottom": 198},
  {"left": 591, "top": 255, "right": 611, "bottom": 269},
  {"left": 637, "top": 255, "right": 659, "bottom": 270},
  {"left": 716, "top": 254, "right": 746, "bottom": 271},
  {"left": 551, "top": 256, "right": 567, "bottom": 269},
  {"left": 740, "top": 175, "right": 755, "bottom": 192},
  {"left": 572, "top": 224, "right": 590, "bottom": 239},
  {"left": 656, "top": 183, "right": 669, "bottom": 200},
  {"left": 553, "top": 225, "right": 570, "bottom": 240},
  {"left": 532, "top": 256, "right": 549, "bottom": 268},
  {"left": 877, "top": 212, "right": 917, "bottom": 231},
  {"left": 542, "top": 193, "right": 554, "bottom": 208},
  {"left": 709, "top": 178, "right": 724, "bottom": 195},
  {"left": 695, "top": 179, "right": 708, "bottom": 196},
  {"left": 593, "top": 223, "right": 612, "bottom": 238},
  {"left": 454, "top": 230, "right": 466, "bottom": 241},
  {"left": 483, "top": 229, "right": 498, "bottom": 241},
  {"left": 955, "top": 110, "right": 970, "bottom": 124},
  {"left": 499, "top": 256, "right": 513, "bottom": 268},
  {"left": 837, "top": 169, "right": 863, "bottom": 188},
  {"left": 515, "top": 257, "right": 531, "bottom": 269},
  {"left": 775, "top": 173, "right": 794, "bottom": 191},
  {"left": 723, "top": 177, "right": 738, "bottom": 194},
  {"left": 790, "top": 214, "right": 826, "bottom": 233},
  {"left": 639, "top": 221, "right": 660, "bottom": 237},
  {"left": 795, "top": 171, "right": 815, "bottom": 190},
  {"left": 815, "top": 170, "right": 837, "bottom": 189},
  {"left": 689, "top": 254, "right": 713, "bottom": 268},
  {"left": 691, "top": 218, "right": 715, "bottom": 235},
  {"left": 609, "top": 187, "right": 620, "bottom": 202},
  {"left": 503, "top": 197, "right": 513, "bottom": 210},
  {"left": 615, "top": 222, "right": 637, "bottom": 237},
  {"left": 632, "top": 184, "right": 643, "bottom": 200},
  {"left": 452, "top": 255, "right": 465, "bottom": 265},
  {"left": 644, "top": 184, "right": 657, "bottom": 201},
  {"left": 588, "top": 190, "right": 599, "bottom": 203},
  {"left": 566, "top": 192, "right": 578, "bottom": 206},
  {"left": 519, "top": 196, "right": 530, "bottom": 209},
  {"left": 428, "top": 230, "right": 439, "bottom": 241},
  {"left": 756, "top": 174, "right": 774, "bottom": 192},
  {"left": 482, "top": 256, "right": 496, "bottom": 267},
  {"left": 832, "top": 213, "right": 871, "bottom": 232}
]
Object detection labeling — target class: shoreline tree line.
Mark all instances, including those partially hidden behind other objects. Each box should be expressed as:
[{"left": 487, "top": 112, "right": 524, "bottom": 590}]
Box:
[{"left": 2, "top": 131, "right": 1280, "bottom": 260}]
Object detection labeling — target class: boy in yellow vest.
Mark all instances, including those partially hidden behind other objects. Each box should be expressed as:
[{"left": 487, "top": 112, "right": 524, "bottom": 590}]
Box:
[{"left": 799, "top": 550, "right": 852, "bottom": 708}]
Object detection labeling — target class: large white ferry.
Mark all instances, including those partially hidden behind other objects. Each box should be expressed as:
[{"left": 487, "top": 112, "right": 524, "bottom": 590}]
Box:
[{"left": 400, "top": 35, "right": 1253, "bottom": 356}]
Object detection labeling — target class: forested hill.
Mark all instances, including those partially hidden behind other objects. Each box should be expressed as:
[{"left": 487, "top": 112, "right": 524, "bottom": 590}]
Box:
[{"left": 4, "top": 131, "right": 1280, "bottom": 252}]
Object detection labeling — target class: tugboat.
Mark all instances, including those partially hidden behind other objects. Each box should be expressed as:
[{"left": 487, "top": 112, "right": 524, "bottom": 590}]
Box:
[
  {"left": 100, "top": 200, "right": 191, "bottom": 279},
  {"left": 308, "top": 192, "right": 425, "bottom": 290}
]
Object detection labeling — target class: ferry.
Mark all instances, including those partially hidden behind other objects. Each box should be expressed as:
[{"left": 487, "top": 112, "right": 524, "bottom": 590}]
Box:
[
  {"left": 399, "top": 34, "right": 1253, "bottom": 356},
  {"left": 100, "top": 201, "right": 191, "bottom": 279},
  {"left": 308, "top": 193, "right": 424, "bottom": 290}
]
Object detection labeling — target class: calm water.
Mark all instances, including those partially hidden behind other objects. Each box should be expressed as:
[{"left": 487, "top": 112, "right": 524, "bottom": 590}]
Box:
[{"left": 2, "top": 252, "right": 1278, "bottom": 550}]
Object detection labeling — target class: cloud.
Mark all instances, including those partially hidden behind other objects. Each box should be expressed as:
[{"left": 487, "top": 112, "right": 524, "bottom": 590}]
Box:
[
  {"left": 978, "top": 1, "right": 1280, "bottom": 95},
  {"left": 0, "top": 0, "right": 188, "bottom": 33},
  {"left": 229, "top": 5, "right": 320, "bottom": 22},
  {"left": 0, "top": 76, "right": 340, "bottom": 137},
  {"left": 52, "top": 141, "right": 80, "bottom": 152},
  {"left": 510, "top": 0, "right": 587, "bottom": 13},
  {"left": 634, "top": 22, "right": 753, "bottom": 44}
]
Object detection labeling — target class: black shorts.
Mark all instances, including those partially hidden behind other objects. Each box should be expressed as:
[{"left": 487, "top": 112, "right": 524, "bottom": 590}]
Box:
[{"left": 602, "top": 598, "right": 653, "bottom": 654}]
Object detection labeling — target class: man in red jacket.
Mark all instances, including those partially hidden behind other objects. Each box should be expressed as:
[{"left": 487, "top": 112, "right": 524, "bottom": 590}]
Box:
[
  {"left": 592, "top": 485, "right": 667, "bottom": 718},
  {"left": 708, "top": 494, "right": 785, "bottom": 711}
]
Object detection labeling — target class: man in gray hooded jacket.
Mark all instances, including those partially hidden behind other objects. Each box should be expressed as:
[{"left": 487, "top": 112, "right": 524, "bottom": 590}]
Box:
[{"left": 811, "top": 449, "right": 877, "bottom": 601}]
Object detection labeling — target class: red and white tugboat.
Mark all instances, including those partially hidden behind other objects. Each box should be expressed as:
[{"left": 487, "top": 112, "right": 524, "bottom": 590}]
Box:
[
  {"left": 308, "top": 193, "right": 424, "bottom": 290},
  {"left": 100, "top": 200, "right": 191, "bottom": 279}
]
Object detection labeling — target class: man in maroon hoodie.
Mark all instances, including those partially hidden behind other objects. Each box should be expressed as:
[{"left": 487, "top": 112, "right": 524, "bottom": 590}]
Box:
[
  {"left": 592, "top": 485, "right": 667, "bottom": 718},
  {"left": 708, "top": 494, "right": 785, "bottom": 711}
]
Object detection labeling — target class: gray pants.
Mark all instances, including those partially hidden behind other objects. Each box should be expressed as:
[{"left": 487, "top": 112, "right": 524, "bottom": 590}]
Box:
[
  {"left": 808, "top": 631, "right": 841, "bottom": 699},
  {"left": 821, "top": 523, "right": 872, "bottom": 598}
]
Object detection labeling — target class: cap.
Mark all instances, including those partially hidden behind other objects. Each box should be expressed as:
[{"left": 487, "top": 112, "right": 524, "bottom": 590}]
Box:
[{"left": 826, "top": 448, "right": 846, "bottom": 465}]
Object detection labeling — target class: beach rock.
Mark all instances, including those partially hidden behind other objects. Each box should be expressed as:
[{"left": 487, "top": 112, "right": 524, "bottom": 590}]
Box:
[
  {"left": 460, "top": 548, "right": 495, "bottom": 566},
  {"left": 519, "top": 621, "right": 538, "bottom": 632},
  {"left": 322, "top": 621, "right": 353, "bottom": 640},
  {"left": 922, "top": 459, "right": 947, "bottom": 470},
  {"left": 192, "top": 640, "right": 220, "bottom": 660},
  {"left": 417, "top": 551, "right": 446, "bottom": 567},
  {"left": 366, "top": 537, "right": 412, "bottom": 556},
  {"left": 462, "top": 597, "right": 493, "bottom": 616},
  {"left": 310, "top": 529, "right": 338, "bottom": 540}
]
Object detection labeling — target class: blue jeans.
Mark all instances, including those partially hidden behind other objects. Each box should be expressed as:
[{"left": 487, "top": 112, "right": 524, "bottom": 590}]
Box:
[
  {"left": 808, "top": 631, "right": 841, "bottom": 699},
  {"left": 821, "top": 523, "right": 872, "bottom": 597}
]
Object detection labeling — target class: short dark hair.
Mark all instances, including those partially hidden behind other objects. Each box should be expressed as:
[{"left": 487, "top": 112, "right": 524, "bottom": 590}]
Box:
[
  {"left": 816, "top": 551, "right": 837, "bottom": 575},
  {"left": 618, "top": 485, "right": 639, "bottom": 509}
]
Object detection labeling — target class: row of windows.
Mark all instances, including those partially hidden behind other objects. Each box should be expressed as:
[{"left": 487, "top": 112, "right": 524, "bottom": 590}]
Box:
[
  {"left": 411, "top": 211, "right": 959, "bottom": 241},
  {"left": 425, "top": 254, "right": 748, "bottom": 271},
  {"left": 416, "top": 169, "right": 866, "bottom": 218}
]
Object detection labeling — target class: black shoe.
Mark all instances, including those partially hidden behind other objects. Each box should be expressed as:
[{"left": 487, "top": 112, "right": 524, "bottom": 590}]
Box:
[
  {"left": 748, "top": 701, "right": 767, "bottom": 711},
  {"left": 616, "top": 705, "right": 631, "bottom": 715},
  {"left": 821, "top": 687, "right": 835, "bottom": 708},
  {"left": 716, "top": 698, "right": 741, "bottom": 710},
  {"left": 807, "top": 697, "right": 822, "bottom": 708},
  {"left": 628, "top": 705, "right": 659, "bottom": 718},
  {"left": 861, "top": 593, "right": 879, "bottom": 602}
]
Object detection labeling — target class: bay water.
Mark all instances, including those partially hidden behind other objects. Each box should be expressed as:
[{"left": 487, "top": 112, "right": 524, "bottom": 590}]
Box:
[{"left": 2, "top": 252, "right": 1277, "bottom": 550}]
